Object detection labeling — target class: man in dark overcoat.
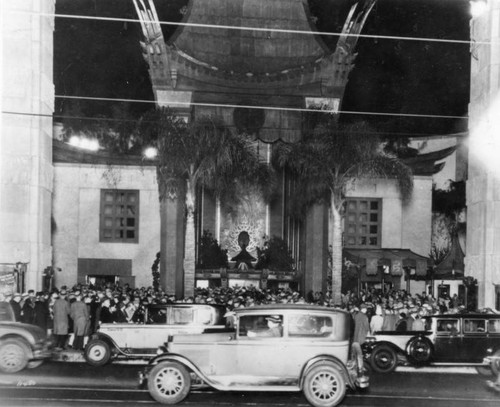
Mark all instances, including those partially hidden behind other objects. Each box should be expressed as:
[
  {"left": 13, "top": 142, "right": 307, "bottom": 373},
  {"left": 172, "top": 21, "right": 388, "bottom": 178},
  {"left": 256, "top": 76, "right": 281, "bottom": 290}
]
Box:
[{"left": 53, "top": 290, "right": 71, "bottom": 349}]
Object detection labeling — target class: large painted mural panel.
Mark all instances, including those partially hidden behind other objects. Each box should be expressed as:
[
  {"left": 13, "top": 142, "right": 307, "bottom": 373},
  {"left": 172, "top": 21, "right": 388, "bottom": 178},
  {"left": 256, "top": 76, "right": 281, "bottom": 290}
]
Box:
[{"left": 219, "top": 185, "right": 268, "bottom": 264}]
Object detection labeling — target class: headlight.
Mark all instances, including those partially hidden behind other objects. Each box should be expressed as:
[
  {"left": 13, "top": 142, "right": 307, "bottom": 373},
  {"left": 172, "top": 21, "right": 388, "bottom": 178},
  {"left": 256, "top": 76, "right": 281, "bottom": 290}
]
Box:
[{"left": 156, "top": 346, "right": 167, "bottom": 355}]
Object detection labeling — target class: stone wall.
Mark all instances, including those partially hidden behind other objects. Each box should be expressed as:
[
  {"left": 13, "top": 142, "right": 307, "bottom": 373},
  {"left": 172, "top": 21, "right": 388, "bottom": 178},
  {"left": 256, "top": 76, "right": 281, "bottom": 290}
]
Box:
[
  {"left": 0, "top": 1, "right": 55, "bottom": 291},
  {"left": 466, "top": 0, "right": 500, "bottom": 309},
  {"left": 52, "top": 164, "right": 160, "bottom": 289}
]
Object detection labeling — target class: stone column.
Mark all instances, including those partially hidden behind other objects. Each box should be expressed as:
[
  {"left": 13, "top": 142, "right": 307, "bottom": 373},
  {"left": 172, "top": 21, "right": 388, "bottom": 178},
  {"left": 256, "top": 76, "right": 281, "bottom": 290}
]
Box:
[
  {"left": 466, "top": 0, "right": 500, "bottom": 309},
  {"left": 1, "top": 1, "right": 54, "bottom": 291},
  {"left": 302, "top": 203, "right": 329, "bottom": 297},
  {"left": 160, "top": 193, "right": 185, "bottom": 297}
]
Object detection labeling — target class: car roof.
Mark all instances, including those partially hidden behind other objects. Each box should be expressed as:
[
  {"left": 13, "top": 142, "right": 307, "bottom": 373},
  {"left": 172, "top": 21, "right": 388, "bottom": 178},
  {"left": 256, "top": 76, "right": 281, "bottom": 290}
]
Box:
[
  {"left": 148, "top": 303, "right": 225, "bottom": 309},
  {"left": 428, "top": 313, "right": 500, "bottom": 319},
  {"left": 233, "top": 304, "right": 349, "bottom": 316}
]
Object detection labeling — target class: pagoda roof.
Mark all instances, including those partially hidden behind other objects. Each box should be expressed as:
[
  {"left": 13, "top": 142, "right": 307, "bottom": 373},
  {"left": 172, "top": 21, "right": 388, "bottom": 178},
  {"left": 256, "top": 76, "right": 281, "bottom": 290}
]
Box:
[
  {"left": 401, "top": 145, "right": 457, "bottom": 176},
  {"left": 53, "top": 139, "right": 151, "bottom": 166},
  {"left": 168, "top": 0, "right": 328, "bottom": 75},
  {"left": 134, "top": 0, "right": 376, "bottom": 95}
]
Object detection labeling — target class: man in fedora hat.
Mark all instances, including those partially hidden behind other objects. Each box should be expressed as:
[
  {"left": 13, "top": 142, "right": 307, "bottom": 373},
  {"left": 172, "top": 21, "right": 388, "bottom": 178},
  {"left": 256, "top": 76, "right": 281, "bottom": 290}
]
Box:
[{"left": 247, "top": 315, "right": 283, "bottom": 338}]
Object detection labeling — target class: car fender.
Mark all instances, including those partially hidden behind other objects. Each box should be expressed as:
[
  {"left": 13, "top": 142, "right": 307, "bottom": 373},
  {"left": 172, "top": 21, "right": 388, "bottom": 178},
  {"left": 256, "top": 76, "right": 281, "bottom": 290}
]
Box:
[
  {"left": 300, "top": 355, "right": 352, "bottom": 389},
  {"left": 367, "top": 340, "right": 405, "bottom": 355},
  {"left": 147, "top": 353, "right": 223, "bottom": 390},
  {"left": 0, "top": 335, "right": 34, "bottom": 359}
]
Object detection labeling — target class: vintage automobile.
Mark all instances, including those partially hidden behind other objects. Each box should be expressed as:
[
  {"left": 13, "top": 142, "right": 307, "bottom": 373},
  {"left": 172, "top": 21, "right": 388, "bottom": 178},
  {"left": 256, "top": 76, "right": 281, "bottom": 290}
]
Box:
[
  {"left": 84, "top": 303, "right": 226, "bottom": 366},
  {"left": 0, "top": 301, "right": 54, "bottom": 373},
  {"left": 362, "top": 313, "right": 500, "bottom": 374},
  {"left": 139, "top": 304, "right": 369, "bottom": 407}
]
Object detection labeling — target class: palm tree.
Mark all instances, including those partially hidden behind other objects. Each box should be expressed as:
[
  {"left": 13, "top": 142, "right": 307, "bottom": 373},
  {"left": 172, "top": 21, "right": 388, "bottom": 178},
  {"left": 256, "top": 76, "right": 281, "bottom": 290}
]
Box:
[
  {"left": 137, "top": 108, "right": 272, "bottom": 298},
  {"left": 273, "top": 117, "right": 413, "bottom": 304}
]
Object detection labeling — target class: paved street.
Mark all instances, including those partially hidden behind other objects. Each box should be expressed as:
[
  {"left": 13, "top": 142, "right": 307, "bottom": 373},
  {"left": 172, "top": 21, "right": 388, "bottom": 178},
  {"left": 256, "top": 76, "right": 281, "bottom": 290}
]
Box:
[{"left": 0, "top": 360, "right": 498, "bottom": 406}]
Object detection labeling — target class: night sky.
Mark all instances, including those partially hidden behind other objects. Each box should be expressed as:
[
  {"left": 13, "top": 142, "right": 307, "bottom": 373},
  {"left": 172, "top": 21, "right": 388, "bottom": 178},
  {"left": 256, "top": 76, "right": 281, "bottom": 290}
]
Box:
[{"left": 54, "top": 0, "right": 471, "bottom": 137}]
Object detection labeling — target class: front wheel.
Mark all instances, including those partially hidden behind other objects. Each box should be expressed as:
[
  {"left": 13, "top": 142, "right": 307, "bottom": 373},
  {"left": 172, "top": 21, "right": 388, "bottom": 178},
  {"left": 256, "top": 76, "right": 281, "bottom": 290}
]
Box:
[
  {"left": 370, "top": 345, "right": 398, "bottom": 373},
  {"left": 0, "top": 339, "right": 29, "bottom": 373},
  {"left": 84, "top": 339, "right": 111, "bottom": 366},
  {"left": 148, "top": 361, "right": 191, "bottom": 405},
  {"left": 302, "top": 364, "right": 346, "bottom": 407}
]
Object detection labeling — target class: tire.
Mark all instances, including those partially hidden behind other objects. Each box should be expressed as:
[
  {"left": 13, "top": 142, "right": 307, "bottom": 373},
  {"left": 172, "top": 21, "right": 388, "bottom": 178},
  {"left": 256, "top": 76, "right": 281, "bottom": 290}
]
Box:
[
  {"left": 0, "top": 339, "right": 29, "bottom": 373},
  {"left": 302, "top": 364, "right": 346, "bottom": 407},
  {"left": 406, "top": 337, "right": 433, "bottom": 365},
  {"left": 84, "top": 339, "right": 112, "bottom": 366},
  {"left": 370, "top": 345, "right": 398, "bottom": 373},
  {"left": 491, "top": 350, "right": 500, "bottom": 376},
  {"left": 27, "top": 360, "right": 44, "bottom": 369},
  {"left": 476, "top": 366, "right": 493, "bottom": 377},
  {"left": 147, "top": 361, "right": 191, "bottom": 405}
]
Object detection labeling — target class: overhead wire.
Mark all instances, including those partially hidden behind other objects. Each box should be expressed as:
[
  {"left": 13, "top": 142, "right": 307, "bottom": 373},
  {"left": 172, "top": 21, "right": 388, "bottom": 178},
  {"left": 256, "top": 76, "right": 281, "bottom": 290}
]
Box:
[
  {"left": 9, "top": 9, "right": 487, "bottom": 46},
  {"left": 2, "top": 110, "right": 468, "bottom": 140},
  {"left": 3, "top": 6, "right": 470, "bottom": 135}
]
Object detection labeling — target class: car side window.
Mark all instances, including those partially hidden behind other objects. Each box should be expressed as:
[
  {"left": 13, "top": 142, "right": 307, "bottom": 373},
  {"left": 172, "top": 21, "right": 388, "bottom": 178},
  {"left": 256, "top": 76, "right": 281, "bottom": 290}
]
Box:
[
  {"left": 437, "top": 319, "right": 459, "bottom": 335},
  {"left": 238, "top": 314, "right": 283, "bottom": 338},
  {"left": 488, "top": 319, "right": 500, "bottom": 333},
  {"left": 289, "top": 315, "right": 333, "bottom": 338},
  {"left": 148, "top": 308, "right": 167, "bottom": 324},
  {"left": 464, "top": 319, "right": 486, "bottom": 333},
  {"left": 169, "top": 307, "right": 194, "bottom": 325}
]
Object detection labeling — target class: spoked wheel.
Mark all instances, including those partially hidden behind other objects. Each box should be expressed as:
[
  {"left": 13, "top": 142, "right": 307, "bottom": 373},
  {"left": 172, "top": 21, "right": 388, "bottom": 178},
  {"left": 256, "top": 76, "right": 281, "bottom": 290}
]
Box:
[
  {"left": 302, "top": 364, "right": 346, "bottom": 407},
  {"left": 148, "top": 362, "right": 191, "bottom": 405},
  {"left": 370, "top": 345, "right": 398, "bottom": 373},
  {"left": 84, "top": 340, "right": 111, "bottom": 366},
  {"left": 0, "top": 339, "right": 29, "bottom": 373}
]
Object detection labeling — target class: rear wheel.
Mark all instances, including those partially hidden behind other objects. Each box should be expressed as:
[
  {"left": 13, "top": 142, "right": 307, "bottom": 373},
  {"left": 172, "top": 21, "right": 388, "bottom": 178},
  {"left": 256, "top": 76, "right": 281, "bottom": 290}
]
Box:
[
  {"left": 0, "top": 339, "right": 29, "bottom": 373},
  {"left": 302, "top": 364, "right": 346, "bottom": 407},
  {"left": 491, "top": 350, "right": 500, "bottom": 376},
  {"left": 148, "top": 362, "right": 191, "bottom": 405},
  {"left": 84, "top": 339, "right": 111, "bottom": 366},
  {"left": 370, "top": 345, "right": 398, "bottom": 373}
]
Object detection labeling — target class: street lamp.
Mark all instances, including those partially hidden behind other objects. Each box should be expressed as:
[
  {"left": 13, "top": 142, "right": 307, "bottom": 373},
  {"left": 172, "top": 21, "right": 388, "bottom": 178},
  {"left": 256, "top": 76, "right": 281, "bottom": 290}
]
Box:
[{"left": 143, "top": 147, "right": 158, "bottom": 159}]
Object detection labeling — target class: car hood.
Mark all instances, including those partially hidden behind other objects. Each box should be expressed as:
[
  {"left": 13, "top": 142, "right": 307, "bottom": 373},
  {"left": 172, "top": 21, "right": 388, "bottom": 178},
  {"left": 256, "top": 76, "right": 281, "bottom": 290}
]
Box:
[{"left": 0, "top": 321, "right": 47, "bottom": 341}]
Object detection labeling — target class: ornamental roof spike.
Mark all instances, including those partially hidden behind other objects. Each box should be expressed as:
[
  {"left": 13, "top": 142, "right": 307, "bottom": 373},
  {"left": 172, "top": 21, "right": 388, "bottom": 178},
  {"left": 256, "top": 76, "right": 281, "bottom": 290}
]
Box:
[
  {"left": 133, "top": 0, "right": 173, "bottom": 89},
  {"left": 337, "top": 0, "right": 377, "bottom": 52}
]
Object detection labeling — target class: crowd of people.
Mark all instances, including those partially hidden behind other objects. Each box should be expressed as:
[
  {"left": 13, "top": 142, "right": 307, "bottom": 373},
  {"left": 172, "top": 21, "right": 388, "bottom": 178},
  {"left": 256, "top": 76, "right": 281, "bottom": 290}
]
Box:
[{"left": 1, "top": 282, "right": 498, "bottom": 352}]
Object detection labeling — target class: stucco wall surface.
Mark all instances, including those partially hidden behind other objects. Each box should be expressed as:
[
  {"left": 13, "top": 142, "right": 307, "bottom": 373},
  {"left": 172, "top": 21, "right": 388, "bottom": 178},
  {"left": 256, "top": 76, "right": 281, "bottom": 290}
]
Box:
[{"left": 52, "top": 164, "right": 160, "bottom": 288}]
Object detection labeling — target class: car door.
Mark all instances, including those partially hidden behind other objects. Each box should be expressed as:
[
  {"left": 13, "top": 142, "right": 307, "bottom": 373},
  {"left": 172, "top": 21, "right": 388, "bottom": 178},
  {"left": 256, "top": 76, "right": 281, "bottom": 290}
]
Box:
[
  {"left": 235, "top": 313, "right": 290, "bottom": 381},
  {"left": 433, "top": 318, "right": 461, "bottom": 362},
  {"left": 461, "top": 318, "right": 488, "bottom": 363}
]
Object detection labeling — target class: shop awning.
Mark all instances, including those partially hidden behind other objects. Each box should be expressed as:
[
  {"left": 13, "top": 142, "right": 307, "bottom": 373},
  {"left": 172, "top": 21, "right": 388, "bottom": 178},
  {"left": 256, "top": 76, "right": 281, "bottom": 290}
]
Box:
[{"left": 343, "top": 248, "right": 432, "bottom": 279}]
